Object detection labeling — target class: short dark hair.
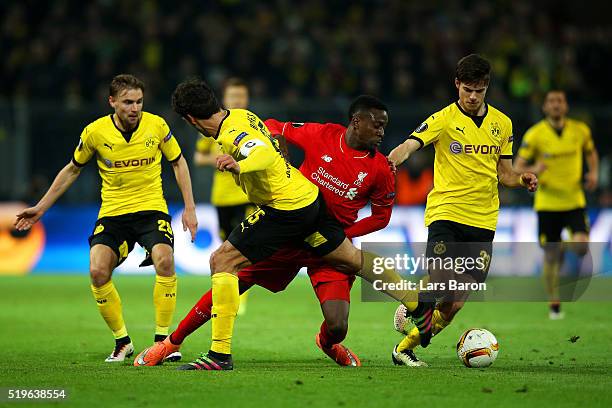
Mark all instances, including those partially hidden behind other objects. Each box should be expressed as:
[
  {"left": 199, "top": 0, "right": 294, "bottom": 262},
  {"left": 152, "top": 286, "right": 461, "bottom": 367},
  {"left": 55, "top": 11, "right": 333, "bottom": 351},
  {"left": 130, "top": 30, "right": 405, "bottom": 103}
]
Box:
[
  {"left": 348, "top": 95, "right": 388, "bottom": 122},
  {"left": 223, "top": 77, "right": 248, "bottom": 91},
  {"left": 544, "top": 89, "right": 566, "bottom": 99},
  {"left": 172, "top": 78, "right": 221, "bottom": 119},
  {"left": 109, "top": 74, "right": 145, "bottom": 97},
  {"left": 455, "top": 54, "right": 491, "bottom": 85}
]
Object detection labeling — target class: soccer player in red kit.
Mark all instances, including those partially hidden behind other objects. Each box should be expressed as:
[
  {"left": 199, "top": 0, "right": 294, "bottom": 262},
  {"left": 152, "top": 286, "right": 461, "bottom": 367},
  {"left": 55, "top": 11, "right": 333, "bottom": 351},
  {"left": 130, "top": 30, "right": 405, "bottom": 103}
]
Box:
[{"left": 135, "top": 95, "right": 396, "bottom": 368}]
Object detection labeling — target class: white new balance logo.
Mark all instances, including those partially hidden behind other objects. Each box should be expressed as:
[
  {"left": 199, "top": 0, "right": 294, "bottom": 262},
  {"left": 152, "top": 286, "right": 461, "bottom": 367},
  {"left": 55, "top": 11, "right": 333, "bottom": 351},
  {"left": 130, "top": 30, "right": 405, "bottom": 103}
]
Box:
[
  {"left": 321, "top": 155, "right": 332, "bottom": 162},
  {"left": 346, "top": 188, "right": 358, "bottom": 200}
]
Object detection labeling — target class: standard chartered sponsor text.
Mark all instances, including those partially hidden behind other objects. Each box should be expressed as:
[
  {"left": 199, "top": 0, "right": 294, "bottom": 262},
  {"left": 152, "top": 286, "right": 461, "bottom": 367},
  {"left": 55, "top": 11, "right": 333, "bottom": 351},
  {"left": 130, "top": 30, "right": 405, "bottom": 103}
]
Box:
[{"left": 311, "top": 167, "right": 350, "bottom": 196}]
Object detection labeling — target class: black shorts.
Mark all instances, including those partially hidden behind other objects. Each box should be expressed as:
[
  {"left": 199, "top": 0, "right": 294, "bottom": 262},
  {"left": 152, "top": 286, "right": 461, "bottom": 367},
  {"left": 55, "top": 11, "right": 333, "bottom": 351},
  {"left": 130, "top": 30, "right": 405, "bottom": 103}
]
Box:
[
  {"left": 227, "top": 194, "right": 345, "bottom": 264},
  {"left": 425, "top": 220, "right": 495, "bottom": 283},
  {"left": 216, "top": 204, "right": 255, "bottom": 241},
  {"left": 537, "top": 208, "right": 589, "bottom": 244},
  {"left": 88, "top": 210, "right": 174, "bottom": 266}
]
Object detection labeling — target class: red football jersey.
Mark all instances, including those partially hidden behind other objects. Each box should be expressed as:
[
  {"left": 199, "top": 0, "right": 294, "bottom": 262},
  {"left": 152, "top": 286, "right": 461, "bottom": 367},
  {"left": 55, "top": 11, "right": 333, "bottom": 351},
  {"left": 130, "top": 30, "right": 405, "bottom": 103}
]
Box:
[{"left": 264, "top": 119, "right": 395, "bottom": 228}]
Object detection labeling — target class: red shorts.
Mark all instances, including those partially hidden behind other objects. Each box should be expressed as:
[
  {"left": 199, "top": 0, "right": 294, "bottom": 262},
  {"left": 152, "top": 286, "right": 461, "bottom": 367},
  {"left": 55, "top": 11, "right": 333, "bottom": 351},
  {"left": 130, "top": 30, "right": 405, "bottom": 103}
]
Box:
[{"left": 237, "top": 247, "right": 354, "bottom": 304}]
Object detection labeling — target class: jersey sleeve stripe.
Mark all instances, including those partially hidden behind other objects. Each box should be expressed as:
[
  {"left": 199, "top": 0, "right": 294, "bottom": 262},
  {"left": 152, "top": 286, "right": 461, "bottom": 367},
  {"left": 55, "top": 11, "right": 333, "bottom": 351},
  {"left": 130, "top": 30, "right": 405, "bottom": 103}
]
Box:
[
  {"left": 72, "top": 157, "right": 87, "bottom": 167},
  {"left": 168, "top": 152, "right": 182, "bottom": 163},
  {"left": 407, "top": 135, "right": 424, "bottom": 150},
  {"left": 500, "top": 154, "right": 513, "bottom": 159}
]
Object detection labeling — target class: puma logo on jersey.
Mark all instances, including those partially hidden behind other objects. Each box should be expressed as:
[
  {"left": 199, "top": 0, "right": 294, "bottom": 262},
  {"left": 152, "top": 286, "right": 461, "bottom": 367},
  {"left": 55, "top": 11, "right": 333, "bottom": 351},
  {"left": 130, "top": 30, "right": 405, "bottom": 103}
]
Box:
[
  {"left": 104, "top": 143, "right": 114, "bottom": 151},
  {"left": 321, "top": 155, "right": 332, "bottom": 162},
  {"left": 456, "top": 127, "right": 465, "bottom": 135}
]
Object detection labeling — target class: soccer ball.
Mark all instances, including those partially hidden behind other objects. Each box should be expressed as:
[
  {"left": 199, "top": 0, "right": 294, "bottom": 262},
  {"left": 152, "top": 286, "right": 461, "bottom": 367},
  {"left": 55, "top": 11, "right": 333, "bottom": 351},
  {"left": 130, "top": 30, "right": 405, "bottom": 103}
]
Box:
[
  {"left": 456, "top": 328, "right": 499, "bottom": 368},
  {"left": 393, "top": 304, "right": 410, "bottom": 335}
]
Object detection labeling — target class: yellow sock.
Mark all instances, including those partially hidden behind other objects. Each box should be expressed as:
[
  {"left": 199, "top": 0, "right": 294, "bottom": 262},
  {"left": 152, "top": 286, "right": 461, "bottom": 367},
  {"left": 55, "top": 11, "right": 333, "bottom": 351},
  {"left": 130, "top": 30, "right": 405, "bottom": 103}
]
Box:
[
  {"left": 542, "top": 260, "right": 560, "bottom": 302},
  {"left": 153, "top": 274, "right": 177, "bottom": 336},
  {"left": 397, "top": 310, "right": 451, "bottom": 352},
  {"left": 91, "top": 281, "right": 128, "bottom": 339},
  {"left": 431, "top": 309, "right": 451, "bottom": 336},
  {"left": 237, "top": 290, "right": 249, "bottom": 316},
  {"left": 361, "top": 251, "right": 419, "bottom": 311},
  {"left": 210, "top": 273, "right": 239, "bottom": 355}
]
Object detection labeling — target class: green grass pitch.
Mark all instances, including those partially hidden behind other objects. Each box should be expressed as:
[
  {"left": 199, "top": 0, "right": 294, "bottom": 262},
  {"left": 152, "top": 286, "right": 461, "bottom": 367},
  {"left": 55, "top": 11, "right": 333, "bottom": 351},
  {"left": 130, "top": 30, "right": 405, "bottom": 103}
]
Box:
[{"left": 1, "top": 275, "right": 611, "bottom": 407}]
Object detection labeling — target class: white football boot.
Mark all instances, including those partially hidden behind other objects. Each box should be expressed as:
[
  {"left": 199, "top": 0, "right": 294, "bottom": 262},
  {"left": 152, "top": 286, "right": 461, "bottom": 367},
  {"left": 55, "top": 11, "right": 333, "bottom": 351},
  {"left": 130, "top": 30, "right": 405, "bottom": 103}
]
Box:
[
  {"left": 392, "top": 345, "right": 428, "bottom": 367},
  {"left": 105, "top": 342, "right": 135, "bottom": 363}
]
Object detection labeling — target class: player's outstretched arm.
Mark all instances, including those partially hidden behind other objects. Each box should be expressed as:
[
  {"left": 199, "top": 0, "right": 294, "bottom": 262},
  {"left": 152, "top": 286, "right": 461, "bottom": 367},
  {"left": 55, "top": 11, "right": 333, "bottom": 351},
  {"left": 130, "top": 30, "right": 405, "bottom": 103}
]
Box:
[
  {"left": 345, "top": 204, "right": 392, "bottom": 238},
  {"left": 171, "top": 155, "right": 198, "bottom": 242},
  {"left": 497, "top": 158, "right": 537, "bottom": 192},
  {"left": 14, "top": 161, "right": 82, "bottom": 230},
  {"left": 388, "top": 138, "right": 421, "bottom": 167}
]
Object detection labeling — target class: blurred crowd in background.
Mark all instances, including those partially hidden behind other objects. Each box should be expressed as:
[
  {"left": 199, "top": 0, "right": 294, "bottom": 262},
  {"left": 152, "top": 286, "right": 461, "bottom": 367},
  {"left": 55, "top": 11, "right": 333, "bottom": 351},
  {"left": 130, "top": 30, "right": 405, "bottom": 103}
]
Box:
[
  {"left": 3, "top": 0, "right": 612, "bottom": 104},
  {"left": 0, "top": 0, "right": 610, "bottom": 206}
]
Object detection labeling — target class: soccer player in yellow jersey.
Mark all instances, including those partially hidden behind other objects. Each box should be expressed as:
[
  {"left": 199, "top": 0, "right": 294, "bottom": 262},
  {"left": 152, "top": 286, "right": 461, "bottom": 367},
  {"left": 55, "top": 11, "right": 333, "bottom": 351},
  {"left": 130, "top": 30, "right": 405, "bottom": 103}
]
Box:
[
  {"left": 388, "top": 55, "right": 538, "bottom": 366},
  {"left": 133, "top": 78, "right": 434, "bottom": 370},
  {"left": 194, "top": 78, "right": 254, "bottom": 315},
  {"left": 515, "top": 90, "right": 599, "bottom": 319},
  {"left": 14, "top": 75, "right": 198, "bottom": 363}
]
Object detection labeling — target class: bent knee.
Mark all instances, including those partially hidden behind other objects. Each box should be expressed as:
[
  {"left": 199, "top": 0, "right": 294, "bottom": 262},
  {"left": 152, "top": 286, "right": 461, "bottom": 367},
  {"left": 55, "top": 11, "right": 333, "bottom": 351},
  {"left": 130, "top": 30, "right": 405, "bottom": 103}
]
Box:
[
  {"left": 154, "top": 253, "right": 174, "bottom": 275},
  {"left": 90, "top": 265, "right": 112, "bottom": 287},
  {"left": 209, "top": 249, "right": 223, "bottom": 273},
  {"left": 210, "top": 246, "right": 234, "bottom": 274}
]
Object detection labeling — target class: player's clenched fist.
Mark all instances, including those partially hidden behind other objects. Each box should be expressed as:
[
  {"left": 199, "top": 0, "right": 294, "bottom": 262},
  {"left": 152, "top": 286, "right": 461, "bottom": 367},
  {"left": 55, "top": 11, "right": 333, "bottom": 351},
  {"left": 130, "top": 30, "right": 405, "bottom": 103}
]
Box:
[
  {"left": 216, "top": 154, "right": 241, "bottom": 174},
  {"left": 519, "top": 172, "right": 538, "bottom": 192}
]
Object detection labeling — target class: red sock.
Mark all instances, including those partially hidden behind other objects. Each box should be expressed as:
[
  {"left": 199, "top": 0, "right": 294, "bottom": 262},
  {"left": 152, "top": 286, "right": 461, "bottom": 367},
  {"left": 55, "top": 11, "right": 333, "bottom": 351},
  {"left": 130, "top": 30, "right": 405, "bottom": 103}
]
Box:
[
  {"left": 318, "top": 321, "right": 345, "bottom": 348},
  {"left": 170, "top": 290, "right": 213, "bottom": 345}
]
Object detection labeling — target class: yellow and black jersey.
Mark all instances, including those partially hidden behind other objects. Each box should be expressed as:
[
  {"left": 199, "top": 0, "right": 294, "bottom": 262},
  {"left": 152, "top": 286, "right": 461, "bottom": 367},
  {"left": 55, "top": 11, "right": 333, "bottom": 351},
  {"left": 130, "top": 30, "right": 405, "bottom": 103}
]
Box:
[
  {"left": 518, "top": 119, "right": 594, "bottom": 212},
  {"left": 196, "top": 137, "right": 250, "bottom": 207},
  {"left": 409, "top": 102, "right": 513, "bottom": 231},
  {"left": 213, "top": 109, "right": 318, "bottom": 210},
  {"left": 73, "top": 112, "right": 182, "bottom": 218}
]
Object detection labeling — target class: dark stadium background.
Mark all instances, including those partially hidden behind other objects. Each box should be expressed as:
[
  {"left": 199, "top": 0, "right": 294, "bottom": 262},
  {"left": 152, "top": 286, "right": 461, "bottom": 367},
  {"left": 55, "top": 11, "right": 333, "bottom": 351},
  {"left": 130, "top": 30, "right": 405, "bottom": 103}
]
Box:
[
  {"left": 1, "top": 3, "right": 612, "bottom": 406},
  {"left": 0, "top": 0, "right": 610, "bottom": 208}
]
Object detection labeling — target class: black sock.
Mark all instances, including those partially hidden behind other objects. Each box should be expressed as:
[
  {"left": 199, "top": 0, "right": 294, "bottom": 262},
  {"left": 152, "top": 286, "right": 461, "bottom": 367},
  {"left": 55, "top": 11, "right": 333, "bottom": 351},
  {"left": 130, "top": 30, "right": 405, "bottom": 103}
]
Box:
[
  {"left": 115, "top": 336, "right": 131, "bottom": 347},
  {"left": 550, "top": 303, "right": 561, "bottom": 313},
  {"left": 154, "top": 334, "right": 167, "bottom": 343},
  {"left": 208, "top": 350, "right": 231, "bottom": 361}
]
